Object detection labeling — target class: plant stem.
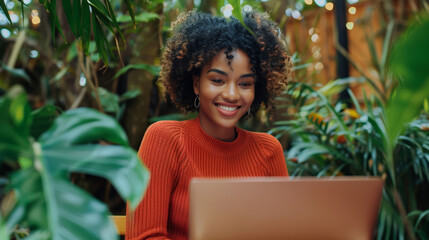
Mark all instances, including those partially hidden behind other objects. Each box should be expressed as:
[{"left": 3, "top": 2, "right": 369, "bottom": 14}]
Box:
[
  {"left": 5, "top": 31, "right": 26, "bottom": 87},
  {"left": 393, "top": 188, "right": 417, "bottom": 240}
]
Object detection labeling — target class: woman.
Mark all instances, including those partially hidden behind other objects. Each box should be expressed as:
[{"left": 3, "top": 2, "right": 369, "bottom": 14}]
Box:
[{"left": 126, "top": 9, "right": 292, "bottom": 240}]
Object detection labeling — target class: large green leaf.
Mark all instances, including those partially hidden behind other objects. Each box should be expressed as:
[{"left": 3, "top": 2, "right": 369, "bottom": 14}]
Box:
[
  {"left": 30, "top": 105, "right": 61, "bottom": 140},
  {"left": 39, "top": 107, "right": 149, "bottom": 208},
  {"left": 388, "top": 17, "right": 429, "bottom": 148},
  {"left": 6, "top": 106, "right": 149, "bottom": 239},
  {"left": 0, "top": 86, "right": 33, "bottom": 164},
  {"left": 38, "top": 107, "right": 128, "bottom": 147}
]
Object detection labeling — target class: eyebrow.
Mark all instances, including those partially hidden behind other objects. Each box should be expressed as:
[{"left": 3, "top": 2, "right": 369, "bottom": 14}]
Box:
[{"left": 207, "top": 69, "right": 255, "bottom": 78}]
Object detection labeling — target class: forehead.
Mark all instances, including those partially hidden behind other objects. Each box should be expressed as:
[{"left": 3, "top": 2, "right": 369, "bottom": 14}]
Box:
[{"left": 204, "top": 49, "right": 252, "bottom": 72}]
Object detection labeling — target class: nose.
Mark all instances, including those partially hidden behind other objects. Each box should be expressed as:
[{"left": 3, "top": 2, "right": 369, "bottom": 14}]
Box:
[{"left": 222, "top": 83, "right": 239, "bottom": 102}]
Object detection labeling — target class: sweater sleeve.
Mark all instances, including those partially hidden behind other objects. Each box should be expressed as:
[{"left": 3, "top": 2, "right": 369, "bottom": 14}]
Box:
[
  {"left": 126, "top": 121, "right": 183, "bottom": 240},
  {"left": 258, "top": 133, "right": 289, "bottom": 177}
]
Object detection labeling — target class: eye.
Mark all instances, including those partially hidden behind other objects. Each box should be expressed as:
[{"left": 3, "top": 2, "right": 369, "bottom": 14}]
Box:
[
  {"left": 239, "top": 81, "right": 254, "bottom": 87},
  {"left": 211, "top": 79, "right": 223, "bottom": 84}
]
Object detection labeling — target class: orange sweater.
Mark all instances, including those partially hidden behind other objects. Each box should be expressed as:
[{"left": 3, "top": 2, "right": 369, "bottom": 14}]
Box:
[{"left": 126, "top": 117, "right": 288, "bottom": 240}]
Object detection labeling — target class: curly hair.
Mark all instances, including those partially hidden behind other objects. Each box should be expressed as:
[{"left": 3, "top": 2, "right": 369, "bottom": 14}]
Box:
[{"left": 159, "top": 10, "right": 292, "bottom": 116}]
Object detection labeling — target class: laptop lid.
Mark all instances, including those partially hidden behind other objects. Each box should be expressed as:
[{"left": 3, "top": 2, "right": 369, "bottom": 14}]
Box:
[{"left": 189, "top": 177, "right": 383, "bottom": 240}]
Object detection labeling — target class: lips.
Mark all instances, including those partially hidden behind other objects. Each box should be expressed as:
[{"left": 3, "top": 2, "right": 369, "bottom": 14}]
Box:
[
  {"left": 214, "top": 103, "right": 241, "bottom": 116},
  {"left": 216, "top": 104, "right": 240, "bottom": 111}
]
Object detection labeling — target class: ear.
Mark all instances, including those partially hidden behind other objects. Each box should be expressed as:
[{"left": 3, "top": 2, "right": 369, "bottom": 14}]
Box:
[{"left": 193, "top": 75, "right": 200, "bottom": 95}]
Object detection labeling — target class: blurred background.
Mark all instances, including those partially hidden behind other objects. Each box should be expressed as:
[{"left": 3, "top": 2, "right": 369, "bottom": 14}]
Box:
[{"left": 1, "top": 0, "right": 428, "bottom": 239}]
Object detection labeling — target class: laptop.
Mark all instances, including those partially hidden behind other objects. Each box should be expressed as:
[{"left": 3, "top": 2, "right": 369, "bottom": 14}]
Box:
[{"left": 189, "top": 177, "right": 383, "bottom": 240}]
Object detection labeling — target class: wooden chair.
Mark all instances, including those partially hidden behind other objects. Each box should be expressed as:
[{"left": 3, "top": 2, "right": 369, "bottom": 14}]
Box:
[{"left": 111, "top": 215, "right": 126, "bottom": 236}]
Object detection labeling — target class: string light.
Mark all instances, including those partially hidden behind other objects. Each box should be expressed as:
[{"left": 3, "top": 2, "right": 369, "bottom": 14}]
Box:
[
  {"left": 31, "top": 16, "right": 41, "bottom": 25},
  {"left": 304, "top": 0, "right": 313, "bottom": 5},
  {"left": 315, "top": 62, "right": 324, "bottom": 71},
  {"left": 348, "top": 7, "right": 357, "bottom": 14},
  {"left": 31, "top": 10, "right": 41, "bottom": 25},
  {"left": 325, "top": 2, "right": 334, "bottom": 10},
  {"left": 311, "top": 33, "right": 319, "bottom": 43},
  {"left": 346, "top": 22, "right": 354, "bottom": 30}
]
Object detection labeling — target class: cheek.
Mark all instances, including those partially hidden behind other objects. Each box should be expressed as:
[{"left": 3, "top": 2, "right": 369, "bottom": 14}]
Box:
[{"left": 246, "top": 88, "right": 256, "bottom": 103}]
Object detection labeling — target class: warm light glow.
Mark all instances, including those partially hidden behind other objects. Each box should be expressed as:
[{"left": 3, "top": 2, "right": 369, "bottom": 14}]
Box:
[
  {"left": 348, "top": 7, "right": 357, "bottom": 14},
  {"left": 31, "top": 10, "right": 39, "bottom": 17},
  {"left": 325, "top": 2, "right": 334, "bottom": 10},
  {"left": 313, "top": 51, "right": 321, "bottom": 59},
  {"left": 308, "top": 27, "right": 314, "bottom": 35},
  {"left": 315, "top": 62, "right": 324, "bottom": 71},
  {"left": 346, "top": 22, "right": 354, "bottom": 30},
  {"left": 304, "top": 0, "right": 313, "bottom": 5},
  {"left": 31, "top": 16, "right": 41, "bottom": 25}
]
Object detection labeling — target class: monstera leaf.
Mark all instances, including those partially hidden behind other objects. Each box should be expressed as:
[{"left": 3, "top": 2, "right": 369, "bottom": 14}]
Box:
[{"left": 0, "top": 86, "right": 150, "bottom": 240}]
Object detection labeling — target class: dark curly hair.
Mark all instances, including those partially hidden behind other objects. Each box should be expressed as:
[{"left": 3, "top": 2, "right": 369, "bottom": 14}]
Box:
[{"left": 159, "top": 10, "right": 292, "bottom": 116}]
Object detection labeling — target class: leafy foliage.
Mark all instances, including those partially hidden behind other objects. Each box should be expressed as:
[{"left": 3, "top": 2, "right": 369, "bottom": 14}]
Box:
[
  {"left": 0, "top": 86, "right": 150, "bottom": 239},
  {"left": 271, "top": 16, "right": 429, "bottom": 239}
]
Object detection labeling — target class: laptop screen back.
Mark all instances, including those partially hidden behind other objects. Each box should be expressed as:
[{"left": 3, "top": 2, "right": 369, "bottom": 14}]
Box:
[{"left": 189, "top": 177, "right": 383, "bottom": 240}]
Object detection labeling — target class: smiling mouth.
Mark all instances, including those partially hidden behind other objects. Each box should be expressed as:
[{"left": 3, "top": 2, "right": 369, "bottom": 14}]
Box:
[{"left": 215, "top": 104, "right": 240, "bottom": 112}]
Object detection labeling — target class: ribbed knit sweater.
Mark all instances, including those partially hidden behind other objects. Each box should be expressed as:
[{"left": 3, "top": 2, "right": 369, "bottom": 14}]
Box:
[{"left": 126, "top": 117, "right": 288, "bottom": 240}]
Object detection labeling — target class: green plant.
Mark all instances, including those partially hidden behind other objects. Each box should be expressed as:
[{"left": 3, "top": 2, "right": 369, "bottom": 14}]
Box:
[
  {"left": 270, "top": 16, "right": 429, "bottom": 239},
  {"left": 0, "top": 85, "right": 150, "bottom": 239}
]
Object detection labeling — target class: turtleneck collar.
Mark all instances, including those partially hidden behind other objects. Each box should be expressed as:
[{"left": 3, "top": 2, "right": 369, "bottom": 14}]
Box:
[{"left": 185, "top": 116, "right": 250, "bottom": 156}]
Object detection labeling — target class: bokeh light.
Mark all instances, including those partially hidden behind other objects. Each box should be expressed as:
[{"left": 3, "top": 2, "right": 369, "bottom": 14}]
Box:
[
  {"left": 221, "top": 4, "right": 233, "bottom": 18},
  {"left": 311, "top": 33, "right": 319, "bottom": 43},
  {"left": 314, "top": 0, "right": 327, "bottom": 7},
  {"left": 349, "top": 7, "right": 357, "bottom": 14},
  {"left": 1, "top": 28, "right": 11, "bottom": 38},
  {"left": 79, "top": 73, "right": 87, "bottom": 87},
  {"left": 325, "top": 2, "right": 334, "bottom": 11},
  {"left": 292, "top": 10, "right": 301, "bottom": 19},
  {"left": 346, "top": 22, "right": 354, "bottom": 30},
  {"left": 315, "top": 62, "right": 324, "bottom": 71},
  {"left": 243, "top": 5, "right": 252, "bottom": 12},
  {"left": 30, "top": 50, "right": 39, "bottom": 58},
  {"left": 6, "top": 1, "right": 15, "bottom": 9}
]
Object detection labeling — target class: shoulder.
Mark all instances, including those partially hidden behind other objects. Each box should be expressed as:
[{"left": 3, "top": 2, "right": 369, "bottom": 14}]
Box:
[
  {"left": 141, "top": 120, "right": 186, "bottom": 148},
  {"left": 144, "top": 120, "right": 185, "bottom": 139},
  {"left": 139, "top": 120, "right": 187, "bottom": 166},
  {"left": 246, "top": 131, "right": 283, "bottom": 155}
]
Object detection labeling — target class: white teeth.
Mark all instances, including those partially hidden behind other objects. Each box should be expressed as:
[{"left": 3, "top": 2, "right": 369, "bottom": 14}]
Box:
[{"left": 218, "top": 105, "right": 238, "bottom": 111}]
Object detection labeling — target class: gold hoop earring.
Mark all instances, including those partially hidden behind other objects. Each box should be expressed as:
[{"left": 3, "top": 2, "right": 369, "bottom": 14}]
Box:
[{"left": 194, "top": 95, "right": 200, "bottom": 109}]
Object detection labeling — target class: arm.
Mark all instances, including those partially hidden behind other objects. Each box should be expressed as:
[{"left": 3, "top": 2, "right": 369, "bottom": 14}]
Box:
[{"left": 126, "top": 122, "right": 182, "bottom": 240}]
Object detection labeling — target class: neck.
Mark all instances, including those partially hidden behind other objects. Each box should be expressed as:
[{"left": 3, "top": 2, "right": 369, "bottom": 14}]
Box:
[{"left": 198, "top": 118, "right": 237, "bottom": 142}]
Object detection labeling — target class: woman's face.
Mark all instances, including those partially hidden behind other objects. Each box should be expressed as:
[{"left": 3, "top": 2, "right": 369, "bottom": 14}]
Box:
[{"left": 193, "top": 48, "right": 255, "bottom": 141}]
